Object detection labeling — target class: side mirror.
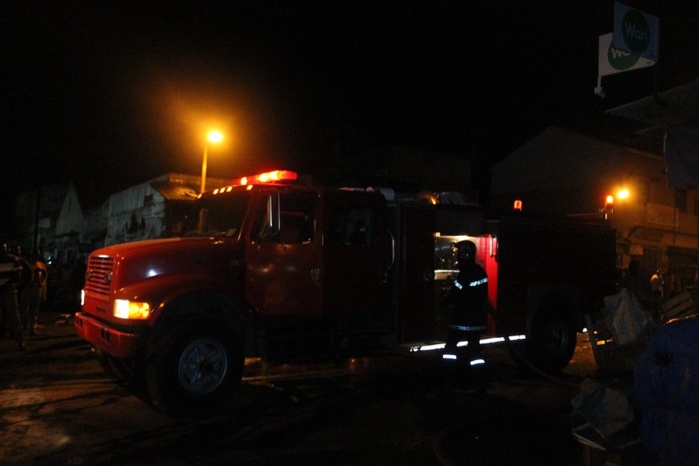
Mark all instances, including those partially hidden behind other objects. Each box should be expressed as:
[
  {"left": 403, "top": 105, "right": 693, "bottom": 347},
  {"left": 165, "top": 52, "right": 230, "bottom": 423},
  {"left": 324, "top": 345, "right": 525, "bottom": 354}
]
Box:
[{"left": 266, "top": 192, "right": 281, "bottom": 236}]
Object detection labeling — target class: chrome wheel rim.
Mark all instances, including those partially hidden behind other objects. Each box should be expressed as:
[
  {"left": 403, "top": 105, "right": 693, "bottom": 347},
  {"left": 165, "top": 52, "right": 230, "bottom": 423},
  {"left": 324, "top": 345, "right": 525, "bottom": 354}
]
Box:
[{"left": 177, "top": 337, "right": 228, "bottom": 395}]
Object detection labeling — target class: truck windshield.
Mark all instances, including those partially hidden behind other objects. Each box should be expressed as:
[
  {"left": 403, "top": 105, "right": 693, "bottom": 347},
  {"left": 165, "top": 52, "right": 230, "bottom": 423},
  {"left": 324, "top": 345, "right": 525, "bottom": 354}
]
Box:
[{"left": 181, "top": 192, "right": 250, "bottom": 238}]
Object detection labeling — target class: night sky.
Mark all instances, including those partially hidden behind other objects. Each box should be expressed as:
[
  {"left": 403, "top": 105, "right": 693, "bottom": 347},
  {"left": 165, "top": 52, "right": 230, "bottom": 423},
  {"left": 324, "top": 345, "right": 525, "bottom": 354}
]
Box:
[{"left": 3, "top": 1, "right": 699, "bottom": 227}]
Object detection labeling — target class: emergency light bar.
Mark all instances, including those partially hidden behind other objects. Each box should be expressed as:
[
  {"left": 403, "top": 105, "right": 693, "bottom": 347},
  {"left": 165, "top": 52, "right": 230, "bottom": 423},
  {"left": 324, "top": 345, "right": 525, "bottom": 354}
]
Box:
[{"left": 230, "top": 170, "right": 298, "bottom": 187}]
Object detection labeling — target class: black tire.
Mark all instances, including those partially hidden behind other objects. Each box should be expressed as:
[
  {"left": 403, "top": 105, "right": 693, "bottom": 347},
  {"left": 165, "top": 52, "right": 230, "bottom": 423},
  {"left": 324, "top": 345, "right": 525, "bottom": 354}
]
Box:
[
  {"left": 145, "top": 318, "right": 244, "bottom": 414},
  {"left": 97, "top": 353, "right": 134, "bottom": 383},
  {"left": 510, "top": 308, "right": 577, "bottom": 375}
]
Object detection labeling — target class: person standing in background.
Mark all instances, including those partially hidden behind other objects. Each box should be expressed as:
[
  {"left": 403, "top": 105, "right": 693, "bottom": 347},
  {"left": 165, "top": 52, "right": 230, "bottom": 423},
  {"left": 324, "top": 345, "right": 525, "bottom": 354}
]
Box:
[
  {"left": 0, "top": 243, "right": 26, "bottom": 350},
  {"left": 23, "top": 250, "right": 48, "bottom": 335}
]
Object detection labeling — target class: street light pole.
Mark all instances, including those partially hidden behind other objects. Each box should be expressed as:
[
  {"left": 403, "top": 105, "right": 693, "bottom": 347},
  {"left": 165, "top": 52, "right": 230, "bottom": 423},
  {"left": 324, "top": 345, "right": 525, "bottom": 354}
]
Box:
[
  {"left": 201, "top": 145, "right": 209, "bottom": 194},
  {"left": 200, "top": 130, "right": 223, "bottom": 194}
]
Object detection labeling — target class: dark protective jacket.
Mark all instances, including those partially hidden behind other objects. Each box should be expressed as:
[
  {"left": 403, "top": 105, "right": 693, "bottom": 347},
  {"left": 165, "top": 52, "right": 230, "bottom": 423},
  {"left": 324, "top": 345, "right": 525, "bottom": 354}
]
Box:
[
  {"left": 0, "top": 252, "right": 22, "bottom": 293},
  {"left": 445, "top": 260, "right": 489, "bottom": 330}
]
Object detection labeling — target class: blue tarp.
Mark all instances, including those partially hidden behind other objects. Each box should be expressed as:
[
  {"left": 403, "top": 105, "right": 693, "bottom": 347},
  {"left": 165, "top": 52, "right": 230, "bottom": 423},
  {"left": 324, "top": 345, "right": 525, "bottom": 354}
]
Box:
[
  {"left": 634, "top": 316, "right": 699, "bottom": 465},
  {"left": 664, "top": 126, "right": 699, "bottom": 188}
]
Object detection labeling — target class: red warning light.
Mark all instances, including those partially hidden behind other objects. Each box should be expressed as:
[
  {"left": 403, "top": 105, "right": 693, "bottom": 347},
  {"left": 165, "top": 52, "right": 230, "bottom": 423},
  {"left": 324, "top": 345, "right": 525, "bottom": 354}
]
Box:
[
  {"left": 605, "top": 195, "right": 614, "bottom": 213},
  {"left": 230, "top": 170, "right": 298, "bottom": 187}
]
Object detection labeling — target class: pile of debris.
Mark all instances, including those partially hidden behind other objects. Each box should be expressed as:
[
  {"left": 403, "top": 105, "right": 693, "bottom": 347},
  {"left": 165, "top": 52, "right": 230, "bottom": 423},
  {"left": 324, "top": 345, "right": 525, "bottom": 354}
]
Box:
[{"left": 572, "top": 289, "right": 698, "bottom": 465}]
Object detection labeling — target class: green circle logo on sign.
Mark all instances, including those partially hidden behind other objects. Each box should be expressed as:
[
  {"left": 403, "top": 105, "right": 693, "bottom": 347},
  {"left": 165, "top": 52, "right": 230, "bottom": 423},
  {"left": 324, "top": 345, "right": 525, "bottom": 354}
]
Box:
[
  {"left": 608, "top": 44, "right": 640, "bottom": 71},
  {"left": 622, "top": 9, "right": 650, "bottom": 54}
]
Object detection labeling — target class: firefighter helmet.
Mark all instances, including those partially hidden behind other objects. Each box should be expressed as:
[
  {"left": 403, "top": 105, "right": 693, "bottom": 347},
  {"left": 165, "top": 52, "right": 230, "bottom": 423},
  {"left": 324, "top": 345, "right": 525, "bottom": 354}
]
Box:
[{"left": 455, "top": 240, "right": 476, "bottom": 263}]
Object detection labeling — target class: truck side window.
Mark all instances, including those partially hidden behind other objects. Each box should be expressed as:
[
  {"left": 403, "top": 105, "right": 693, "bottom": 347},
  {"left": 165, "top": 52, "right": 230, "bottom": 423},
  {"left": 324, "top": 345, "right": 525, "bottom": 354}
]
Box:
[
  {"left": 255, "top": 192, "right": 316, "bottom": 244},
  {"left": 328, "top": 205, "right": 376, "bottom": 246}
]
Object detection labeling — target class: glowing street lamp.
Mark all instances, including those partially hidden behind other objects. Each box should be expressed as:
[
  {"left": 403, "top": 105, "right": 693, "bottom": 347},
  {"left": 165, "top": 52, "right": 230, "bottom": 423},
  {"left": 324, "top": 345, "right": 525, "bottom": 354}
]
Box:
[{"left": 201, "top": 130, "right": 224, "bottom": 193}]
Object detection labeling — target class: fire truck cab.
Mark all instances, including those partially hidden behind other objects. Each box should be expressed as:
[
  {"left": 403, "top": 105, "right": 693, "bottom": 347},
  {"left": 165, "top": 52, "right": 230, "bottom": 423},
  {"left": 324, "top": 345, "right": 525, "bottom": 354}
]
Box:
[{"left": 74, "top": 170, "right": 616, "bottom": 412}]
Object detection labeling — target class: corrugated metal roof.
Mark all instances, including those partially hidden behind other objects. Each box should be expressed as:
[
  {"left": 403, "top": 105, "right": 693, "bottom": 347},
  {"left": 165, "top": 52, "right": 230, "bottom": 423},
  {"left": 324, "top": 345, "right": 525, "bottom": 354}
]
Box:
[
  {"left": 607, "top": 78, "right": 699, "bottom": 126},
  {"left": 149, "top": 180, "right": 200, "bottom": 202},
  {"left": 148, "top": 173, "right": 230, "bottom": 202},
  {"left": 605, "top": 77, "right": 699, "bottom": 153}
]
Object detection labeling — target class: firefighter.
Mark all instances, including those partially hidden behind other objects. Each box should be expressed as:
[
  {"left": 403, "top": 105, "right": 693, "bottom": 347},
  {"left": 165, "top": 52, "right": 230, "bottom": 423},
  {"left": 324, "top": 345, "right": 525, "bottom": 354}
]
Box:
[{"left": 442, "top": 240, "right": 489, "bottom": 392}]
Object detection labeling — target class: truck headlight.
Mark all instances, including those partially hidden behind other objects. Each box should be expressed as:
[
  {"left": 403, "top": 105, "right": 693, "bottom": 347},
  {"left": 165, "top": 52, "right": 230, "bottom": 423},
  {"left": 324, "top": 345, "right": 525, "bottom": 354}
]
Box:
[{"left": 114, "top": 299, "right": 151, "bottom": 320}]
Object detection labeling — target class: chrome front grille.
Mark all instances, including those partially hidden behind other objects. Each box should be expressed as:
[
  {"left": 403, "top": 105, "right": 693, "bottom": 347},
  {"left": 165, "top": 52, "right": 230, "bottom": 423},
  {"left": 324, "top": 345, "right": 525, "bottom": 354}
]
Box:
[{"left": 84, "top": 255, "right": 114, "bottom": 296}]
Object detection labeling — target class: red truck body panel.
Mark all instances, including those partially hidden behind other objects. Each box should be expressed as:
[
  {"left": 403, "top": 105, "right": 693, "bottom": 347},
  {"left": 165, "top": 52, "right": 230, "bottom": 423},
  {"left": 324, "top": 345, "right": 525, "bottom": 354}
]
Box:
[{"left": 74, "top": 312, "right": 141, "bottom": 359}]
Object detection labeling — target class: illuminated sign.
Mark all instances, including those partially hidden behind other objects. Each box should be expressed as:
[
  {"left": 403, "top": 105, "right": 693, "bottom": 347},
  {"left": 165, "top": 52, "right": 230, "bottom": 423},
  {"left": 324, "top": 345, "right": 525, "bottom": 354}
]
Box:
[{"left": 612, "top": 2, "right": 659, "bottom": 62}]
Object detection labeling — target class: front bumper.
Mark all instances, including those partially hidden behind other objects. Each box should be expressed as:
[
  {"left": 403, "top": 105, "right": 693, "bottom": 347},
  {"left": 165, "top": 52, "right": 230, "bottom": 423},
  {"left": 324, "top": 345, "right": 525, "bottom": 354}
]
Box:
[{"left": 74, "top": 312, "right": 141, "bottom": 359}]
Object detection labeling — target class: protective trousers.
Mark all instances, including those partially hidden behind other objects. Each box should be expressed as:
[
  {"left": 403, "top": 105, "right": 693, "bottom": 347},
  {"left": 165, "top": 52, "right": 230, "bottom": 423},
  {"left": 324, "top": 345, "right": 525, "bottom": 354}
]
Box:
[{"left": 443, "top": 327, "right": 486, "bottom": 392}]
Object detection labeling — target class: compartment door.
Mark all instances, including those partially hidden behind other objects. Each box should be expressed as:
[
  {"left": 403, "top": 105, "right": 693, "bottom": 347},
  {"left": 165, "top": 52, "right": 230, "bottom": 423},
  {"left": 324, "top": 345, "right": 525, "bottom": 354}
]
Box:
[{"left": 398, "top": 205, "right": 437, "bottom": 343}]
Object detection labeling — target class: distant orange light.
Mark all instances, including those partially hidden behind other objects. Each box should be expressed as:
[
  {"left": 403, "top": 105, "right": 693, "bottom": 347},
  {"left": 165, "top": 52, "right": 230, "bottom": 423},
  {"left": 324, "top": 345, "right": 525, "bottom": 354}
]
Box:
[{"left": 513, "top": 199, "right": 522, "bottom": 211}]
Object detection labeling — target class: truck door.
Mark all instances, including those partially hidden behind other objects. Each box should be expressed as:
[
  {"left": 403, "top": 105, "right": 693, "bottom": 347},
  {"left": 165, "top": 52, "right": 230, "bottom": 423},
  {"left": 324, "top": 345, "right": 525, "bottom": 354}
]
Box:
[
  {"left": 321, "top": 190, "right": 393, "bottom": 316},
  {"left": 245, "top": 190, "right": 323, "bottom": 316}
]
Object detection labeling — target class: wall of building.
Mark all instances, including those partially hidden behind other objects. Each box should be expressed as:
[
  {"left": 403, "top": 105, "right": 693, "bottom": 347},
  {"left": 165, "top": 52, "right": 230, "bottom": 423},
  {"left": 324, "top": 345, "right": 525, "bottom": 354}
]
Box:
[
  {"left": 105, "top": 181, "right": 168, "bottom": 246},
  {"left": 491, "top": 126, "right": 699, "bottom": 296}
]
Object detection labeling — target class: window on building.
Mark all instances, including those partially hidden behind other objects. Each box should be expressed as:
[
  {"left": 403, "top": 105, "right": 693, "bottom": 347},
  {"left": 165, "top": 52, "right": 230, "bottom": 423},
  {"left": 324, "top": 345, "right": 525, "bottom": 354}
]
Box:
[
  {"left": 675, "top": 188, "right": 688, "bottom": 213},
  {"left": 636, "top": 180, "right": 650, "bottom": 205}
]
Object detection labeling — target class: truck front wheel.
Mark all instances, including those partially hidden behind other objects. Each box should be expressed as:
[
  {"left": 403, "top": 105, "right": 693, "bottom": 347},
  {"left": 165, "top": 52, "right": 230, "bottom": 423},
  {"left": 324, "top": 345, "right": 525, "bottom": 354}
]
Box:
[
  {"left": 145, "top": 318, "right": 244, "bottom": 414},
  {"left": 97, "top": 353, "right": 134, "bottom": 383}
]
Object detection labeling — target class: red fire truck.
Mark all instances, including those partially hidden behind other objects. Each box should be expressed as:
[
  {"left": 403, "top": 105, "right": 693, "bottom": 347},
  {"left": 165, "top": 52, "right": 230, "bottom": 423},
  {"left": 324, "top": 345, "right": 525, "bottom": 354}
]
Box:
[{"left": 74, "top": 169, "right": 616, "bottom": 412}]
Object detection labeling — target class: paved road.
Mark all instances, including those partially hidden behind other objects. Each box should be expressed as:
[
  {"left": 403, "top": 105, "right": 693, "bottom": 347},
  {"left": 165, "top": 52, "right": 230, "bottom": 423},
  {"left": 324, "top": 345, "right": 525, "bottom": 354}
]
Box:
[{"left": 1, "top": 313, "right": 603, "bottom": 465}]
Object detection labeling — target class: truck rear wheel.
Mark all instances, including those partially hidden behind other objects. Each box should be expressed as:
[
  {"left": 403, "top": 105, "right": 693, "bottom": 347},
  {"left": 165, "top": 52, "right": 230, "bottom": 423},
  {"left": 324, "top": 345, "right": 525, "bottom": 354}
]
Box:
[
  {"left": 145, "top": 318, "right": 244, "bottom": 414},
  {"left": 511, "top": 308, "right": 577, "bottom": 375}
]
